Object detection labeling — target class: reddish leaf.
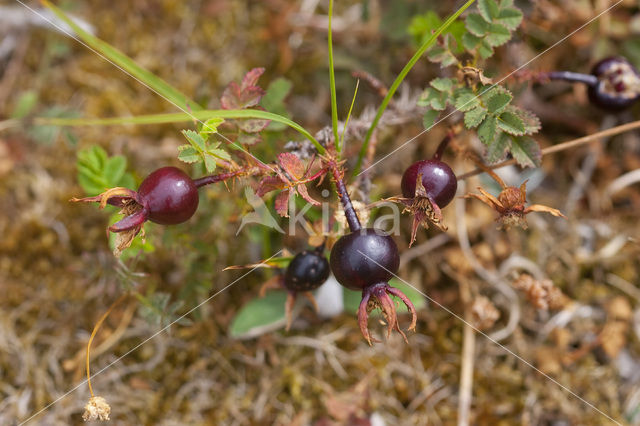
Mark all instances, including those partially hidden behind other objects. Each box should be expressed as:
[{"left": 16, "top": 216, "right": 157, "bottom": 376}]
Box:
[
  {"left": 295, "top": 183, "right": 320, "bottom": 206},
  {"left": 237, "top": 131, "right": 262, "bottom": 146},
  {"left": 239, "top": 117, "right": 271, "bottom": 133},
  {"left": 278, "top": 152, "right": 305, "bottom": 180},
  {"left": 256, "top": 175, "right": 285, "bottom": 197},
  {"left": 275, "top": 190, "right": 291, "bottom": 217},
  {"left": 241, "top": 67, "right": 265, "bottom": 91}
]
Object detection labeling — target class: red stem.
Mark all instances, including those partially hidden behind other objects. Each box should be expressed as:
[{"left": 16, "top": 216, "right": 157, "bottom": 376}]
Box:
[
  {"left": 432, "top": 133, "right": 453, "bottom": 161},
  {"left": 193, "top": 170, "right": 245, "bottom": 188},
  {"left": 330, "top": 163, "right": 361, "bottom": 232}
]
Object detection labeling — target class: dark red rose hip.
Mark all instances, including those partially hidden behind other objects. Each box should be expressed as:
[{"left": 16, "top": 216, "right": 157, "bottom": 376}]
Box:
[{"left": 401, "top": 159, "right": 457, "bottom": 208}]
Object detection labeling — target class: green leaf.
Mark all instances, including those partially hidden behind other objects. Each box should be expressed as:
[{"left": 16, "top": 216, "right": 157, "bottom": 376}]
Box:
[
  {"left": 103, "top": 156, "right": 127, "bottom": 185},
  {"left": 508, "top": 106, "right": 541, "bottom": 135},
  {"left": 486, "top": 91, "right": 512, "bottom": 114},
  {"left": 454, "top": 89, "right": 480, "bottom": 112},
  {"left": 200, "top": 117, "right": 225, "bottom": 135},
  {"left": 207, "top": 147, "right": 231, "bottom": 162},
  {"left": 423, "top": 109, "right": 440, "bottom": 130},
  {"left": 477, "top": 115, "right": 497, "bottom": 144},
  {"left": 229, "top": 291, "right": 287, "bottom": 339},
  {"left": 466, "top": 13, "right": 490, "bottom": 36},
  {"left": 497, "top": 111, "right": 525, "bottom": 135},
  {"left": 464, "top": 106, "right": 488, "bottom": 128},
  {"left": 42, "top": 0, "right": 201, "bottom": 112},
  {"left": 510, "top": 136, "right": 542, "bottom": 168},
  {"left": 462, "top": 32, "right": 482, "bottom": 50},
  {"left": 11, "top": 91, "right": 38, "bottom": 119},
  {"left": 478, "top": 39, "right": 494, "bottom": 58},
  {"left": 177, "top": 145, "right": 201, "bottom": 163},
  {"left": 182, "top": 129, "right": 206, "bottom": 151},
  {"left": 478, "top": 0, "right": 500, "bottom": 22},
  {"left": 485, "top": 23, "right": 511, "bottom": 47},
  {"left": 427, "top": 45, "right": 458, "bottom": 67},
  {"left": 203, "top": 155, "right": 217, "bottom": 173},
  {"left": 261, "top": 78, "right": 293, "bottom": 131},
  {"left": 485, "top": 132, "right": 510, "bottom": 163},
  {"left": 430, "top": 77, "right": 456, "bottom": 92},
  {"left": 497, "top": 7, "right": 523, "bottom": 31}
]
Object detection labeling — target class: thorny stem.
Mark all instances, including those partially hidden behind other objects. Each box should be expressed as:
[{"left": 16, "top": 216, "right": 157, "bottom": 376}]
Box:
[
  {"left": 193, "top": 169, "right": 246, "bottom": 188},
  {"left": 86, "top": 293, "right": 129, "bottom": 398},
  {"left": 329, "top": 161, "right": 361, "bottom": 232},
  {"left": 457, "top": 119, "right": 640, "bottom": 181}
]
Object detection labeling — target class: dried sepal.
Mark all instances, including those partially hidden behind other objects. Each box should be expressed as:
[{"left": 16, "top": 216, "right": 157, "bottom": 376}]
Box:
[
  {"left": 465, "top": 158, "right": 566, "bottom": 229},
  {"left": 387, "top": 173, "right": 448, "bottom": 246},
  {"left": 83, "top": 396, "right": 111, "bottom": 422},
  {"left": 357, "top": 282, "right": 417, "bottom": 345}
]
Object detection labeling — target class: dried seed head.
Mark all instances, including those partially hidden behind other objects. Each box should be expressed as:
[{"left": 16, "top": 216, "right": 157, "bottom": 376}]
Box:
[
  {"left": 83, "top": 396, "right": 111, "bottom": 422},
  {"left": 512, "top": 274, "right": 567, "bottom": 310},
  {"left": 470, "top": 296, "right": 500, "bottom": 330}
]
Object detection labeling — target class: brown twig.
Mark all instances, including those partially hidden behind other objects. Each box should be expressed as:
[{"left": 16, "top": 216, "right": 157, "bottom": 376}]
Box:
[{"left": 457, "top": 119, "right": 640, "bottom": 181}]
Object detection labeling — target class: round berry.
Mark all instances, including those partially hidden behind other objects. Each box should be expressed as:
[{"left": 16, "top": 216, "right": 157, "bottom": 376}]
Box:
[
  {"left": 401, "top": 159, "right": 457, "bottom": 207},
  {"left": 284, "top": 250, "right": 330, "bottom": 292},
  {"left": 330, "top": 228, "right": 399, "bottom": 291},
  {"left": 588, "top": 57, "right": 640, "bottom": 111},
  {"left": 138, "top": 167, "right": 199, "bottom": 225}
]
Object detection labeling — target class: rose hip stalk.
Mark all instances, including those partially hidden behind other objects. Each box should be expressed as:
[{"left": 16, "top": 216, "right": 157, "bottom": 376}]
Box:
[
  {"left": 536, "top": 56, "right": 640, "bottom": 111},
  {"left": 328, "top": 162, "right": 417, "bottom": 344}
]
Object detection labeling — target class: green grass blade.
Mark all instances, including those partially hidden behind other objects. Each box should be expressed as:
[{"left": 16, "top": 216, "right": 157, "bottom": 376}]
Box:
[
  {"left": 35, "top": 109, "right": 325, "bottom": 154},
  {"left": 339, "top": 79, "right": 359, "bottom": 150},
  {"left": 352, "top": 0, "right": 476, "bottom": 177},
  {"left": 42, "top": 0, "right": 202, "bottom": 112},
  {"left": 328, "top": 0, "right": 340, "bottom": 154}
]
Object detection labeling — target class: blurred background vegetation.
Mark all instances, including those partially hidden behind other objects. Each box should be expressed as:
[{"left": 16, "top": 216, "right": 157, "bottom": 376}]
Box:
[{"left": 1, "top": 0, "right": 640, "bottom": 424}]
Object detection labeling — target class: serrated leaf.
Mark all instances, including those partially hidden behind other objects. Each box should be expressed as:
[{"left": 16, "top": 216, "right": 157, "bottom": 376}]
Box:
[
  {"left": 486, "top": 23, "right": 511, "bottom": 47},
  {"left": 427, "top": 46, "right": 458, "bottom": 66},
  {"left": 466, "top": 13, "right": 490, "bottom": 36},
  {"left": 454, "top": 89, "right": 480, "bottom": 112},
  {"left": 177, "top": 146, "right": 201, "bottom": 163},
  {"left": 278, "top": 152, "right": 305, "bottom": 180},
  {"left": 275, "top": 190, "right": 291, "bottom": 217},
  {"left": 430, "top": 77, "right": 456, "bottom": 92},
  {"left": 431, "top": 91, "right": 450, "bottom": 111},
  {"left": 510, "top": 136, "right": 542, "bottom": 168},
  {"left": 478, "top": 0, "right": 500, "bottom": 22},
  {"left": 203, "top": 155, "right": 217, "bottom": 173},
  {"left": 464, "top": 106, "right": 488, "bottom": 128},
  {"left": 485, "top": 132, "right": 510, "bottom": 163},
  {"left": 462, "top": 32, "right": 482, "bottom": 50},
  {"left": 200, "top": 117, "right": 224, "bottom": 134},
  {"left": 478, "top": 39, "right": 494, "bottom": 59},
  {"left": 423, "top": 109, "right": 440, "bottom": 129},
  {"left": 497, "top": 7, "right": 523, "bottom": 31},
  {"left": 182, "top": 129, "right": 206, "bottom": 151},
  {"left": 508, "top": 106, "right": 541, "bottom": 135},
  {"left": 497, "top": 111, "right": 526, "bottom": 135},
  {"left": 229, "top": 291, "right": 288, "bottom": 339},
  {"left": 104, "top": 156, "right": 127, "bottom": 185},
  {"left": 486, "top": 92, "right": 512, "bottom": 114},
  {"left": 477, "top": 115, "right": 497, "bottom": 144},
  {"left": 207, "top": 147, "right": 231, "bottom": 161}
]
